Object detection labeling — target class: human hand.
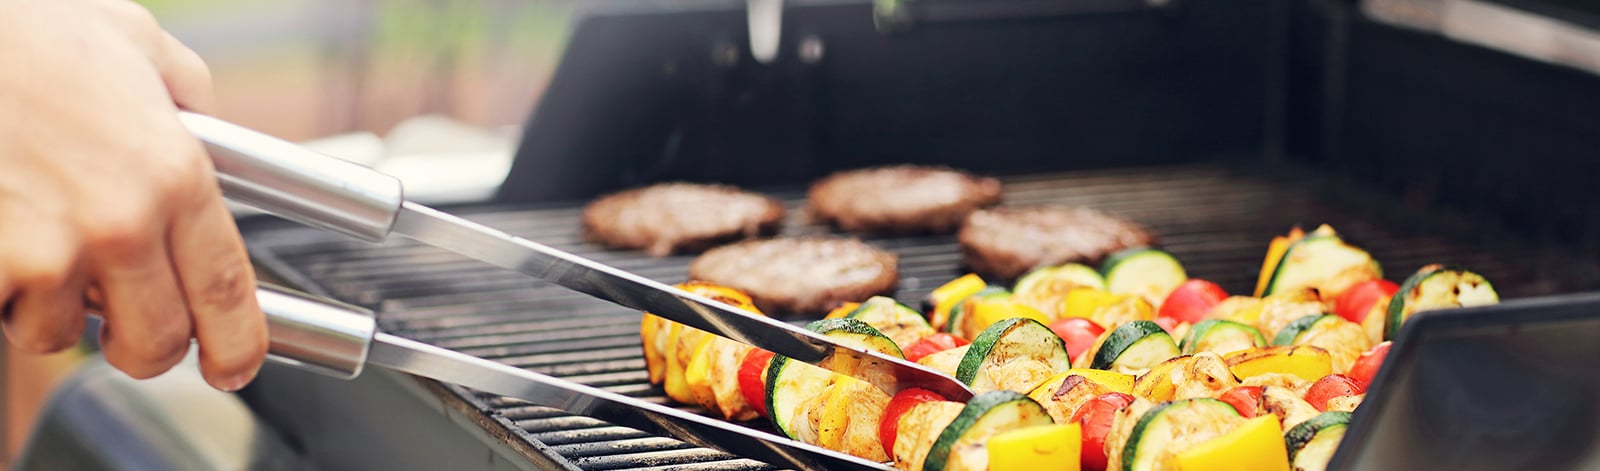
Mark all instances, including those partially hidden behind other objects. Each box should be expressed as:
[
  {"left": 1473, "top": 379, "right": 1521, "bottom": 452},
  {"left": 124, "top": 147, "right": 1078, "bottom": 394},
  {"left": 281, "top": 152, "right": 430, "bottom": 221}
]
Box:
[{"left": 0, "top": 0, "right": 267, "bottom": 391}]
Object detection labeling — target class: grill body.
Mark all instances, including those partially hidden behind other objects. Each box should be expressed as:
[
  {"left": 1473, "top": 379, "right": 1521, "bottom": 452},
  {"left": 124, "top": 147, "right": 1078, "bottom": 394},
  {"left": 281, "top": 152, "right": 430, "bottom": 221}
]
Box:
[
  {"left": 237, "top": 0, "right": 1600, "bottom": 469},
  {"left": 242, "top": 164, "right": 1598, "bottom": 470}
]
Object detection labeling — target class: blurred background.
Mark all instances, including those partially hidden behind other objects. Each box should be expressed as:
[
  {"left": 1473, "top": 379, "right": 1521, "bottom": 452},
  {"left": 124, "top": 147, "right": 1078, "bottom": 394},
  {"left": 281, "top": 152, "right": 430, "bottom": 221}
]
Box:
[
  {"left": 146, "top": 0, "right": 577, "bottom": 140},
  {"left": 2, "top": 1, "right": 581, "bottom": 466}
]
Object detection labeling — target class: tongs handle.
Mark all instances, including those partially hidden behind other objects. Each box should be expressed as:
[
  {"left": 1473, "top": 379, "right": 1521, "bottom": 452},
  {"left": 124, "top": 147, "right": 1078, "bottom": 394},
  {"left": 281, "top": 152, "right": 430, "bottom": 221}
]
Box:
[
  {"left": 251, "top": 285, "right": 378, "bottom": 379},
  {"left": 179, "top": 112, "right": 403, "bottom": 243}
]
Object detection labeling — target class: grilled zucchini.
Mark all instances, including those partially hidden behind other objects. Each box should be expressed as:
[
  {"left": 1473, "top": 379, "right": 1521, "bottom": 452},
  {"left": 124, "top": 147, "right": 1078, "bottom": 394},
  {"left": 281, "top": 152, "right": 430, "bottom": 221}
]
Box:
[
  {"left": 1285, "top": 411, "right": 1352, "bottom": 471},
  {"left": 1182, "top": 319, "right": 1267, "bottom": 356},
  {"left": 1385, "top": 264, "right": 1498, "bottom": 340},
  {"left": 1273, "top": 314, "right": 1371, "bottom": 373},
  {"left": 924, "top": 391, "right": 1055, "bottom": 471},
  {"left": 1100, "top": 248, "right": 1188, "bottom": 307},
  {"left": 956, "top": 318, "right": 1072, "bottom": 393},
  {"left": 1117, "top": 398, "right": 1246, "bottom": 471},
  {"left": 848, "top": 296, "right": 936, "bottom": 349},
  {"left": 765, "top": 318, "right": 900, "bottom": 460},
  {"left": 1088, "top": 320, "right": 1180, "bottom": 374},
  {"left": 1260, "top": 226, "right": 1381, "bottom": 299}
]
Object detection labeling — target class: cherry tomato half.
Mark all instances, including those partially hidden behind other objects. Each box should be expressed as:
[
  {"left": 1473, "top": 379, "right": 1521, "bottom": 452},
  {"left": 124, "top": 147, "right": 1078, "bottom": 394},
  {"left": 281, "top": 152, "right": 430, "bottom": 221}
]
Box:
[
  {"left": 879, "top": 388, "right": 947, "bottom": 457},
  {"left": 1218, "top": 386, "right": 1264, "bottom": 418},
  {"left": 1334, "top": 280, "right": 1399, "bottom": 323},
  {"left": 1071, "top": 392, "right": 1135, "bottom": 471},
  {"left": 1305, "top": 374, "right": 1366, "bottom": 411},
  {"left": 737, "top": 349, "right": 776, "bottom": 418},
  {"left": 1158, "top": 279, "right": 1229, "bottom": 324},
  {"left": 902, "top": 333, "right": 970, "bottom": 363},
  {"left": 1347, "top": 341, "right": 1391, "bottom": 388},
  {"left": 1048, "top": 317, "right": 1106, "bottom": 361}
]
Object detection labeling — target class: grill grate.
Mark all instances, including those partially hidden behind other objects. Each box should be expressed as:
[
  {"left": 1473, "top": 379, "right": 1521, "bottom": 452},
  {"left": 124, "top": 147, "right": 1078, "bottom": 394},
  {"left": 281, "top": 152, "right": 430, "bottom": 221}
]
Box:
[{"left": 245, "top": 163, "right": 1599, "bottom": 470}]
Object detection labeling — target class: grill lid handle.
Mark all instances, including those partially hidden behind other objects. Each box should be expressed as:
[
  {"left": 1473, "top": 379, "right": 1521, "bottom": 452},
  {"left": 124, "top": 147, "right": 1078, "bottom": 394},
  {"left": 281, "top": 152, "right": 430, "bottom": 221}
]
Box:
[{"left": 179, "top": 112, "right": 403, "bottom": 244}]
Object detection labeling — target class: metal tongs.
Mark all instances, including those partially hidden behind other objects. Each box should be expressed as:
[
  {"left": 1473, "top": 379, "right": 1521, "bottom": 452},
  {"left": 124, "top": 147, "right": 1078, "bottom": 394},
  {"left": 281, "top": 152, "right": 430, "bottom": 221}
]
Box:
[{"left": 181, "top": 112, "right": 975, "bottom": 470}]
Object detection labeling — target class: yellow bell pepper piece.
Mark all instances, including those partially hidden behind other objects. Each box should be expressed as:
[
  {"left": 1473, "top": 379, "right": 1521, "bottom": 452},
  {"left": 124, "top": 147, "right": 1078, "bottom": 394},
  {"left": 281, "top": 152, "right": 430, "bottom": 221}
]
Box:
[
  {"left": 1175, "top": 415, "right": 1290, "bottom": 471},
  {"left": 930, "top": 274, "right": 987, "bottom": 326},
  {"left": 816, "top": 377, "right": 858, "bottom": 450},
  {"left": 988, "top": 422, "right": 1082, "bottom": 471},
  {"left": 1214, "top": 296, "right": 1266, "bottom": 325},
  {"left": 663, "top": 323, "right": 697, "bottom": 403},
  {"left": 1060, "top": 287, "right": 1121, "bottom": 320},
  {"left": 1087, "top": 295, "right": 1155, "bottom": 329},
  {"left": 825, "top": 302, "right": 861, "bottom": 320},
  {"left": 1225, "top": 346, "right": 1333, "bottom": 383},
  {"left": 973, "top": 299, "right": 1051, "bottom": 330},
  {"left": 1031, "top": 369, "right": 1136, "bottom": 397},
  {"left": 684, "top": 336, "right": 719, "bottom": 412},
  {"left": 1254, "top": 227, "right": 1306, "bottom": 297}
]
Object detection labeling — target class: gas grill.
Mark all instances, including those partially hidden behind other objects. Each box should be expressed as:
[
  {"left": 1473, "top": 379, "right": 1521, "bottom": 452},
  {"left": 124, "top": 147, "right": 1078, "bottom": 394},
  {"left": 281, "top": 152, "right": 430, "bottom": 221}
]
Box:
[{"left": 232, "top": 0, "right": 1600, "bottom": 469}]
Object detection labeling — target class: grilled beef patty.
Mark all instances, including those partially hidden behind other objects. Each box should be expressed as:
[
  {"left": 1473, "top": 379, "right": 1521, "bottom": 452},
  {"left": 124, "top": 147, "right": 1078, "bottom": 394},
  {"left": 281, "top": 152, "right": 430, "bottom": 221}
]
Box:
[
  {"left": 689, "top": 237, "right": 899, "bottom": 315},
  {"left": 583, "top": 183, "right": 785, "bottom": 257},
  {"left": 958, "top": 206, "right": 1155, "bottom": 281},
  {"left": 808, "top": 166, "right": 1002, "bottom": 234}
]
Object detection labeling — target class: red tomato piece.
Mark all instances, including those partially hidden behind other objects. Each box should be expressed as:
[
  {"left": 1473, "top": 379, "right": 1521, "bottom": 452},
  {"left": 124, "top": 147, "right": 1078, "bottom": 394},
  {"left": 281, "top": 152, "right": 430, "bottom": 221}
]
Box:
[
  {"left": 1305, "top": 374, "right": 1366, "bottom": 411},
  {"left": 1048, "top": 317, "right": 1106, "bottom": 361},
  {"left": 1158, "top": 279, "right": 1229, "bottom": 324},
  {"left": 1333, "top": 279, "right": 1399, "bottom": 323},
  {"left": 879, "top": 388, "right": 947, "bottom": 457},
  {"left": 1070, "top": 392, "right": 1136, "bottom": 471},
  {"left": 902, "top": 333, "right": 971, "bottom": 363},
  {"left": 1218, "top": 386, "right": 1264, "bottom": 418},
  {"left": 1347, "top": 341, "right": 1391, "bottom": 388},
  {"left": 737, "top": 349, "right": 776, "bottom": 418}
]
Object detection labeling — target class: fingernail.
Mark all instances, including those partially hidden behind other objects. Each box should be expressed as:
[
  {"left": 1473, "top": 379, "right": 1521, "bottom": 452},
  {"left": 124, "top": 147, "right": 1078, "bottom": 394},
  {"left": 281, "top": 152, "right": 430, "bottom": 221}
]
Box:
[{"left": 216, "top": 365, "right": 260, "bottom": 392}]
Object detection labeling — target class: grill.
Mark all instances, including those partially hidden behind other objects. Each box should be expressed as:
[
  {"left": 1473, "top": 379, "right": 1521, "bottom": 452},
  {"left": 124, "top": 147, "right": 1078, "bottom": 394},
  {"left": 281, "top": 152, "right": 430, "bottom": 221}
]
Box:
[{"left": 241, "top": 162, "right": 1600, "bottom": 470}]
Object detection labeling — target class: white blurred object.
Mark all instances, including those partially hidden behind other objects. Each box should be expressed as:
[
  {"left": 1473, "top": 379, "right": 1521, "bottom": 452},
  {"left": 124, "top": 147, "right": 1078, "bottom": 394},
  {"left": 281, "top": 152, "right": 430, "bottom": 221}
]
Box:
[
  {"left": 229, "top": 115, "right": 516, "bottom": 218},
  {"left": 1364, "top": 0, "right": 1600, "bottom": 76}
]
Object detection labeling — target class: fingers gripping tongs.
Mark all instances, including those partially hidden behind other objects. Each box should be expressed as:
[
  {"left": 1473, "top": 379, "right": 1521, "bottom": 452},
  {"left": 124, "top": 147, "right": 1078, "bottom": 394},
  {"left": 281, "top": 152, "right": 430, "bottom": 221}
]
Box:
[{"left": 181, "top": 112, "right": 976, "bottom": 470}]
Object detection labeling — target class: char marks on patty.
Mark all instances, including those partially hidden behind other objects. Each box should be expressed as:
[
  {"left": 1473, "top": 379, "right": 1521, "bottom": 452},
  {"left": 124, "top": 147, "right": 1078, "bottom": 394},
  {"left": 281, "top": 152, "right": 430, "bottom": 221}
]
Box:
[
  {"left": 808, "top": 166, "right": 1002, "bottom": 235},
  {"left": 689, "top": 237, "right": 899, "bottom": 315},
  {"left": 583, "top": 183, "right": 785, "bottom": 257},
  {"left": 959, "top": 206, "right": 1154, "bottom": 281}
]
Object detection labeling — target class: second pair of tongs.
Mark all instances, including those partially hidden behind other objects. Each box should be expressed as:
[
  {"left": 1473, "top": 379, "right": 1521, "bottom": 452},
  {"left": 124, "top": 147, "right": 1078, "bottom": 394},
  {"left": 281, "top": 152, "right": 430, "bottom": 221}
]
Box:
[{"left": 180, "top": 112, "right": 975, "bottom": 470}]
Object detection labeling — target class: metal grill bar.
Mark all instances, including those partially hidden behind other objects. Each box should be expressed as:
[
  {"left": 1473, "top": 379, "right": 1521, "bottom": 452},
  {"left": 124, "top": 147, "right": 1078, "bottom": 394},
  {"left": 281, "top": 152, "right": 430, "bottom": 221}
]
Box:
[{"left": 246, "top": 163, "right": 1600, "bottom": 470}]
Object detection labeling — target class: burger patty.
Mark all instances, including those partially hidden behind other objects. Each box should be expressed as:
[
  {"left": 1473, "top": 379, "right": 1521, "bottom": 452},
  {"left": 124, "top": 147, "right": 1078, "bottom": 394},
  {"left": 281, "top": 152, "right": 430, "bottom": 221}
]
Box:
[
  {"left": 689, "top": 237, "right": 899, "bottom": 315},
  {"left": 958, "top": 206, "right": 1155, "bottom": 281},
  {"left": 808, "top": 166, "right": 1002, "bottom": 234},
  {"left": 583, "top": 183, "right": 785, "bottom": 257}
]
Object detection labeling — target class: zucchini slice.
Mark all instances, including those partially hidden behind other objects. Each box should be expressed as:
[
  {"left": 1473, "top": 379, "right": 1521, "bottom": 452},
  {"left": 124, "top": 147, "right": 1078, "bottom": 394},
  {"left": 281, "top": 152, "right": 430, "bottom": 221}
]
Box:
[
  {"left": 1274, "top": 314, "right": 1371, "bottom": 373},
  {"left": 1181, "top": 319, "right": 1267, "bottom": 356},
  {"left": 1285, "top": 411, "right": 1352, "bottom": 471},
  {"left": 1120, "top": 398, "right": 1245, "bottom": 471},
  {"left": 765, "top": 318, "right": 901, "bottom": 441},
  {"left": 847, "top": 295, "right": 935, "bottom": 350},
  {"left": 1089, "top": 320, "right": 1181, "bottom": 374},
  {"left": 1262, "top": 233, "right": 1382, "bottom": 298},
  {"left": 956, "top": 318, "right": 1072, "bottom": 393},
  {"left": 1100, "top": 248, "right": 1188, "bottom": 307},
  {"left": 1271, "top": 314, "right": 1340, "bottom": 346},
  {"left": 1014, "top": 263, "right": 1106, "bottom": 316},
  {"left": 1385, "top": 264, "right": 1499, "bottom": 340},
  {"left": 925, "top": 391, "right": 1054, "bottom": 471},
  {"left": 1016, "top": 262, "right": 1107, "bottom": 294}
]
